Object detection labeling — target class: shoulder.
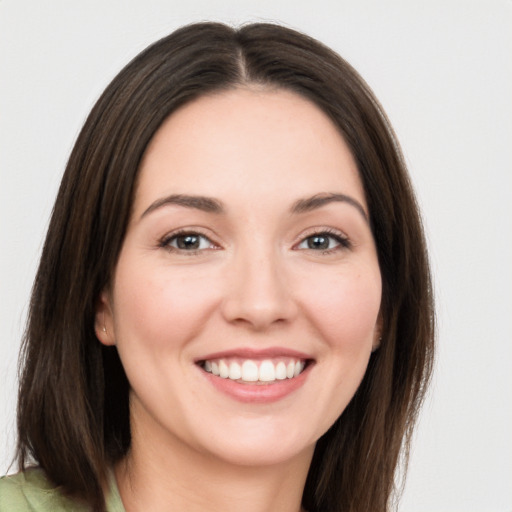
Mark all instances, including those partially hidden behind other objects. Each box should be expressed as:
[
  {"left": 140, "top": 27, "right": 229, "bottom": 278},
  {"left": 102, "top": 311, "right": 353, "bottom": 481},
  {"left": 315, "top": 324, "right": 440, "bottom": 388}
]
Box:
[{"left": 0, "top": 467, "right": 89, "bottom": 511}]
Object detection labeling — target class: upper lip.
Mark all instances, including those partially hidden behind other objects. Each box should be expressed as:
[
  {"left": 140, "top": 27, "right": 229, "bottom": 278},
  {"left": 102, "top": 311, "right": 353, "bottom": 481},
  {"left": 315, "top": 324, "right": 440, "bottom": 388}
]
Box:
[{"left": 195, "top": 347, "right": 314, "bottom": 363}]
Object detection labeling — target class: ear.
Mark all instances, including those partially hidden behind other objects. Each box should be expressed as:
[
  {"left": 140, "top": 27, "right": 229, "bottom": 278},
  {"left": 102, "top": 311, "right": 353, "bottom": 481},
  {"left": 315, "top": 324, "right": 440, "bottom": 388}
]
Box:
[
  {"left": 95, "top": 290, "right": 116, "bottom": 346},
  {"left": 372, "top": 313, "right": 383, "bottom": 352}
]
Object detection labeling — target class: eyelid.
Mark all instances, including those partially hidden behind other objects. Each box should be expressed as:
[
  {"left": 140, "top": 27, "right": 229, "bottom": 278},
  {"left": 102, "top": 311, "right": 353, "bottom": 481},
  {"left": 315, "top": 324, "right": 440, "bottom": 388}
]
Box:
[
  {"left": 159, "top": 227, "right": 221, "bottom": 253},
  {"left": 292, "top": 227, "right": 352, "bottom": 251}
]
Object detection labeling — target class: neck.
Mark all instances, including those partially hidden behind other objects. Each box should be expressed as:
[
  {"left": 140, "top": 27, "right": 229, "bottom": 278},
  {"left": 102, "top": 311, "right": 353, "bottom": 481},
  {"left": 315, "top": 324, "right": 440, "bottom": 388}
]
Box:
[{"left": 115, "top": 419, "right": 313, "bottom": 512}]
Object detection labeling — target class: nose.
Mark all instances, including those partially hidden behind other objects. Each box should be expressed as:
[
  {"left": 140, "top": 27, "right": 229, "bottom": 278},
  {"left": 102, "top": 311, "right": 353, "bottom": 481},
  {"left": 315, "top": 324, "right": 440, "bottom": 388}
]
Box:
[{"left": 221, "top": 246, "right": 298, "bottom": 331}]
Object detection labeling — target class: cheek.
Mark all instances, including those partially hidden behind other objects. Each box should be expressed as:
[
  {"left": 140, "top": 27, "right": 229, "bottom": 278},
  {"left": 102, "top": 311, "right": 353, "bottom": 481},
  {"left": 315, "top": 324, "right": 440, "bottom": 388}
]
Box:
[
  {"left": 112, "top": 261, "right": 221, "bottom": 349},
  {"left": 299, "top": 266, "right": 382, "bottom": 351}
]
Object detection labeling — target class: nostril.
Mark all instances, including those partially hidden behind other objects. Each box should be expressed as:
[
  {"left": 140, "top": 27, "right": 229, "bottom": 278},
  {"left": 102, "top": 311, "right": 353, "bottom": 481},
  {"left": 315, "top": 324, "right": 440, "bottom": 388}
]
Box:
[{"left": 221, "top": 296, "right": 298, "bottom": 331}]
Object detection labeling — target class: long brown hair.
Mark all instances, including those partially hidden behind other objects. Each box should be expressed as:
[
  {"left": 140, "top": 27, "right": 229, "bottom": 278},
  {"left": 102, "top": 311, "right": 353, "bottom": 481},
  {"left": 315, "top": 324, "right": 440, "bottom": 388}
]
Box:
[{"left": 16, "top": 22, "right": 435, "bottom": 512}]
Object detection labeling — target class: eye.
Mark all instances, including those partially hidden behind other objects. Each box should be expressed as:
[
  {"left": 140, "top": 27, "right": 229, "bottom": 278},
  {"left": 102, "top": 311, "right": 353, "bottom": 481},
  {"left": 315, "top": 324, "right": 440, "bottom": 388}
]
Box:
[
  {"left": 161, "top": 231, "right": 216, "bottom": 252},
  {"left": 296, "top": 231, "right": 350, "bottom": 252}
]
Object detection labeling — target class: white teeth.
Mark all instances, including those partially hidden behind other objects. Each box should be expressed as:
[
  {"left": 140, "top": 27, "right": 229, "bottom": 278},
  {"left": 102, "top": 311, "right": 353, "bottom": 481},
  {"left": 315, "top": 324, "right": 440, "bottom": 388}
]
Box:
[
  {"left": 203, "top": 358, "right": 307, "bottom": 383},
  {"left": 275, "top": 362, "right": 287, "bottom": 380},
  {"left": 228, "top": 362, "right": 242, "bottom": 380},
  {"left": 241, "top": 360, "right": 259, "bottom": 382},
  {"left": 219, "top": 360, "right": 229, "bottom": 378},
  {"left": 259, "top": 360, "right": 275, "bottom": 382}
]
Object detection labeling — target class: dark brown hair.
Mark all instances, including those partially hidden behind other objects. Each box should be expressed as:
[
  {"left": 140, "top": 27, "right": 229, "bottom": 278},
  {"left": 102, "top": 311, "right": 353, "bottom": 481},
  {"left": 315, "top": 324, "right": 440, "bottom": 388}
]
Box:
[{"left": 16, "top": 22, "right": 435, "bottom": 512}]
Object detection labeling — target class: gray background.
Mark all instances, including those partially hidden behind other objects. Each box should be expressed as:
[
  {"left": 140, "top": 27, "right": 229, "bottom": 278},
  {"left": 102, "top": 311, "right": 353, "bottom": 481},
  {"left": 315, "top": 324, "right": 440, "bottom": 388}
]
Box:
[{"left": 1, "top": 1, "right": 511, "bottom": 510}]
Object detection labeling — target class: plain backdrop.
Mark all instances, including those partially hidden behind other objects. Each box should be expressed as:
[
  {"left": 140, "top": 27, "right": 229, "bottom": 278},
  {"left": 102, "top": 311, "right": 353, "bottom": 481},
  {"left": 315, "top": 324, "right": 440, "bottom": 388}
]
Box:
[{"left": 1, "top": 1, "right": 511, "bottom": 510}]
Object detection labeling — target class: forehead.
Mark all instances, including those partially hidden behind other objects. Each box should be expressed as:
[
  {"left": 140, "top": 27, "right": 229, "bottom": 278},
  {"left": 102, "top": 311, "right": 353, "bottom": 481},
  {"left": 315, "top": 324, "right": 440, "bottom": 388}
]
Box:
[{"left": 135, "top": 88, "right": 366, "bottom": 215}]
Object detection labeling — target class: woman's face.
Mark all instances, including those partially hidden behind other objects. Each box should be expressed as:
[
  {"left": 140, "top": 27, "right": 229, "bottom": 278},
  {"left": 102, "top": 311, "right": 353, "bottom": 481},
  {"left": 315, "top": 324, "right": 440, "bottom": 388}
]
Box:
[{"left": 97, "top": 88, "right": 382, "bottom": 468}]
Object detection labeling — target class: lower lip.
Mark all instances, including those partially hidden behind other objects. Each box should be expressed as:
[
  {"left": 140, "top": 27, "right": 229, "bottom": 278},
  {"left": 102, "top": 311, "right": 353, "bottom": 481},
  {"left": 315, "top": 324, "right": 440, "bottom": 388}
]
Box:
[{"left": 199, "top": 364, "right": 312, "bottom": 403}]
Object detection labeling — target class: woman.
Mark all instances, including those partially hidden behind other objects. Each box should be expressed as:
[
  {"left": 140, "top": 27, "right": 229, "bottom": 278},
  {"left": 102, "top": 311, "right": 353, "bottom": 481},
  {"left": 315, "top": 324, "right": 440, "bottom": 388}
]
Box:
[{"left": 0, "top": 22, "right": 434, "bottom": 512}]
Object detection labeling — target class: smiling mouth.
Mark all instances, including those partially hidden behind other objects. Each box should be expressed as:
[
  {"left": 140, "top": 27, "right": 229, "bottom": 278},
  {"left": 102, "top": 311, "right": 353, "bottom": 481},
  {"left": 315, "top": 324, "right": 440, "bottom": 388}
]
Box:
[{"left": 198, "top": 357, "right": 310, "bottom": 384}]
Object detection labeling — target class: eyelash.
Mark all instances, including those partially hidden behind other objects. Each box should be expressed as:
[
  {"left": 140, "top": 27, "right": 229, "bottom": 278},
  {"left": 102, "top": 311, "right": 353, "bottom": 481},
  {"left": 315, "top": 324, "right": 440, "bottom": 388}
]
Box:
[
  {"left": 294, "top": 228, "right": 351, "bottom": 254},
  {"left": 159, "top": 229, "right": 218, "bottom": 255},
  {"left": 159, "top": 228, "right": 351, "bottom": 255}
]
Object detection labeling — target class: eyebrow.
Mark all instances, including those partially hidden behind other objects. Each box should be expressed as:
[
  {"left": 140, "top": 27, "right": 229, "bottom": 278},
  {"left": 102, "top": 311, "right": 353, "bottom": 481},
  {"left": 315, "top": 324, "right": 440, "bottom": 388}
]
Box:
[
  {"left": 291, "top": 193, "right": 368, "bottom": 222},
  {"left": 140, "top": 192, "right": 368, "bottom": 222},
  {"left": 140, "top": 194, "right": 224, "bottom": 218}
]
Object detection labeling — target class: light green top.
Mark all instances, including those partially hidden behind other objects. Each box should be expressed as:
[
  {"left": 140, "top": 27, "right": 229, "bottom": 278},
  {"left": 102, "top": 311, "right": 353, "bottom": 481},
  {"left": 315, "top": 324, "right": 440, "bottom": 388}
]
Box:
[{"left": 0, "top": 467, "right": 125, "bottom": 511}]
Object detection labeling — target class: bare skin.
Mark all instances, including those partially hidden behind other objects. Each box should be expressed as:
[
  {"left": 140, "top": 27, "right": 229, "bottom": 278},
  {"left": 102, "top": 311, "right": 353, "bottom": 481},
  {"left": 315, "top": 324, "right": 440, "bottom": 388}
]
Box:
[{"left": 115, "top": 414, "right": 312, "bottom": 512}]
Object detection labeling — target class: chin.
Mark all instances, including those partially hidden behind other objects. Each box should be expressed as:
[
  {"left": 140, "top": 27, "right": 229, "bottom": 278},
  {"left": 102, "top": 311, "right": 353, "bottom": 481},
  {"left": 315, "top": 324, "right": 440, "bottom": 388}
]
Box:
[{"left": 191, "top": 417, "right": 320, "bottom": 468}]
